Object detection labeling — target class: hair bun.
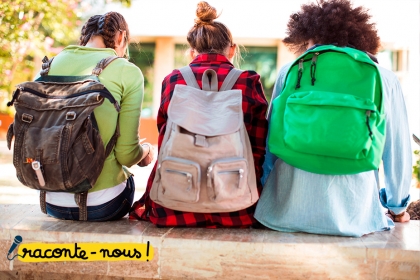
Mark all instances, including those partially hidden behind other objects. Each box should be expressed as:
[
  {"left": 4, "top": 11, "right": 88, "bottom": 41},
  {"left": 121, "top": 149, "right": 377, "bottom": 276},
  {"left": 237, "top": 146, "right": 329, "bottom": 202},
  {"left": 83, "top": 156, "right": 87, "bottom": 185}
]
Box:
[{"left": 195, "top": 1, "right": 218, "bottom": 25}]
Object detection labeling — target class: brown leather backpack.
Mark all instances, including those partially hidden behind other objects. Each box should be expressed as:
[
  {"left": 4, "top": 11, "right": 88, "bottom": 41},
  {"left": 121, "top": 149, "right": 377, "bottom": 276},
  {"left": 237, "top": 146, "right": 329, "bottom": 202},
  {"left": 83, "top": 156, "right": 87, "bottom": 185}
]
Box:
[{"left": 6, "top": 56, "right": 121, "bottom": 220}]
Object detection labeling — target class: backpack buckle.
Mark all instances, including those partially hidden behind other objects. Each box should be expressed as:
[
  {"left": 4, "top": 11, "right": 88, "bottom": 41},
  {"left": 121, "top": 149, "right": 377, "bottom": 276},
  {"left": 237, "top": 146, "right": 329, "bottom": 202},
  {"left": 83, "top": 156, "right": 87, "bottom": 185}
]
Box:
[
  {"left": 194, "top": 134, "right": 208, "bottom": 147},
  {"left": 31, "top": 161, "right": 46, "bottom": 187},
  {"left": 22, "top": 113, "right": 33, "bottom": 123},
  {"left": 66, "top": 111, "right": 77, "bottom": 120}
]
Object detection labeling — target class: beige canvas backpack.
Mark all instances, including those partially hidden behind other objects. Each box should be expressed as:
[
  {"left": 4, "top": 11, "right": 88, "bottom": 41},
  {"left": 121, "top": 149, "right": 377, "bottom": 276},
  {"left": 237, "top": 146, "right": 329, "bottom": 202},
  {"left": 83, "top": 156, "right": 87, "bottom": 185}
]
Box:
[{"left": 150, "top": 66, "right": 259, "bottom": 213}]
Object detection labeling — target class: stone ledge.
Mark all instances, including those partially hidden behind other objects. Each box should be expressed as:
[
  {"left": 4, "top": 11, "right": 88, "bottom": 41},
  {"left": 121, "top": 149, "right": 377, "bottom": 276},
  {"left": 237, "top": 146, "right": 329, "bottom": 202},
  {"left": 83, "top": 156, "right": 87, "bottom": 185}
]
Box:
[{"left": 0, "top": 204, "right": 419, "bottom": 280}]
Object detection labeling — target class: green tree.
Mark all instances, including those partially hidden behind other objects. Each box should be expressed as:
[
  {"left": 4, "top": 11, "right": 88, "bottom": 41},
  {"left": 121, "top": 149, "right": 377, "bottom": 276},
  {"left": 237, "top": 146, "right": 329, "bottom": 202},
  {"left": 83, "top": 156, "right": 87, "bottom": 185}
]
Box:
[
  {"left": 0, "top": 0, "right": 83, "bottom": 113},
  {"left": 0, "top": 0, "right": 131, "bottom": 113}
]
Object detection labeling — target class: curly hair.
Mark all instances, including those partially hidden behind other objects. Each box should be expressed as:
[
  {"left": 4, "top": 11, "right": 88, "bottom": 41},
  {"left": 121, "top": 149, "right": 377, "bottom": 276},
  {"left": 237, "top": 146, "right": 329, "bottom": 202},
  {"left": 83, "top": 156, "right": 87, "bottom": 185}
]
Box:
[
  {"left": 283, "top": 0, "right": 380, "bottom": 54},
  {"left": 79, "top": 12, "right": 130, "bottom": 50}
]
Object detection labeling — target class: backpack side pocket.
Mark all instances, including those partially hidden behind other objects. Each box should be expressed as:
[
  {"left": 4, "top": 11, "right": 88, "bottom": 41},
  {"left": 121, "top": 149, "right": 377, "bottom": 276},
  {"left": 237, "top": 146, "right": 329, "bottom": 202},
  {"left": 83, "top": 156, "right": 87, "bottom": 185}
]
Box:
[
  {"left": 157, "top": 157, "right": 201, "bottom": 203},
  {"left": 206, "top": 157, "right": 249, "bottom": 202}
]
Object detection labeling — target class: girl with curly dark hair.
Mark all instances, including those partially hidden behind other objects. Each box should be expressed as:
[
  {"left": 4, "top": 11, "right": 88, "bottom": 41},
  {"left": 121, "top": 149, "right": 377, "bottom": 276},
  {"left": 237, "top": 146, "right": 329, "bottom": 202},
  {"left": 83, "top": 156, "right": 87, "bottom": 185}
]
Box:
[
  {"left": 283, "top": 0, "right": 381, "bottom": 55},
  {"left": 254, "top": 0, "right": 411, "bottom": 237}
]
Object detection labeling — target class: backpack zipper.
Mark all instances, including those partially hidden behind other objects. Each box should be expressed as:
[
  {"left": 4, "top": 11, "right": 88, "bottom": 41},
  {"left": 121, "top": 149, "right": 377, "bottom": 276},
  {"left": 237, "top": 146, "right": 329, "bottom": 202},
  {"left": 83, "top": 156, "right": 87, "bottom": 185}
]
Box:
[
  {"left": 16, "top": 86, "right": 120, "bottom": 112},
  {"left": 295, "top": 59, "right": 304, "bottom": 89},
  {"left": 218, "top": 169, "right": 245, "bottom": 178},
  {"left": 291, "top": 49, "right": 378, "bottom": 71},
  {"left": 207, "top": 157, "right": 247, "bottom": 178},
  {"left": 159, "top": 156, "right": 201, "bottom": 184},
  {"left": 366, "top": 110, "right": 374, "bottom": 139},
  {"left": 165, "top": 169, "right": 193, "bottom": 191},
  {"left": 310, "top": 52, "right": 319, "bottom": 86},
  {"left": 7, "top": 87, "right": 22, "bottom": 107}
]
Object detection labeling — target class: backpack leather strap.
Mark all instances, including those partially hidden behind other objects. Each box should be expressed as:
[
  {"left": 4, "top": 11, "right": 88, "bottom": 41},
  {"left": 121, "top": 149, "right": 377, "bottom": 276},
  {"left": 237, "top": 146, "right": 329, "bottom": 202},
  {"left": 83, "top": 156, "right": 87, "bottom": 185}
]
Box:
[
  {"left": 202, "top": 69, "right": 218, "bottom": 91},
  {"left": 105, "top": 121, "right": 120, "bottom": 158},
  {"left": 6, "top": 123, "right": 14, "bottom": 150},
  {"left": 179, "top": 66, "right": 200, "bottom": 89},
  {"left": 92, "top": 56, "right": 121, "bottom": 158},
  {"left": 219, "top": 68, "right": 244, "bottom": 91},
  {"left": 179, "top": 66, "right": 243, "bottom": 92},
  {"left": 74, "top": 192, "right": 88, "bottom": 221},
  {"left": 40, "top": 56, "right": 55, "bottom": 76},
  {"left": 40, "top": 191, "right": 47, "bottom": 214},
  {"left": 92, "top": 56, "right": 120, "bottom": 76}
]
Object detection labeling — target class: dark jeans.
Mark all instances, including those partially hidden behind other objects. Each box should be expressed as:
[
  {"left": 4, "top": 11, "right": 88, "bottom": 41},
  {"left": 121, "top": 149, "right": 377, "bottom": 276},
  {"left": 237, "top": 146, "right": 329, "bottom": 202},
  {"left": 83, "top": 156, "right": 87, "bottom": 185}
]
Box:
[{"left": 46, "top": 176, "right": 135, "bottom": 221}]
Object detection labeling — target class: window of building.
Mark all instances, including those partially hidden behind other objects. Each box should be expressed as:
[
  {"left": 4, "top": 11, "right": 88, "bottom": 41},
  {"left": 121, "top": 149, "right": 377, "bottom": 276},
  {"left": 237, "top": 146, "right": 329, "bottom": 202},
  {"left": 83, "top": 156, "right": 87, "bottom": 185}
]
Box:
[
  {"left": 128, "top": 43, "right": 155, "bottom": 117},
  {"left": 377, "top": 49, "right": 407, "bottom": 72},
  {"left": 239, "top": 46, "right": 278, "bottom": 102},
  {"left": 174, "top": 45, "right": 278, "bottom": 102}
]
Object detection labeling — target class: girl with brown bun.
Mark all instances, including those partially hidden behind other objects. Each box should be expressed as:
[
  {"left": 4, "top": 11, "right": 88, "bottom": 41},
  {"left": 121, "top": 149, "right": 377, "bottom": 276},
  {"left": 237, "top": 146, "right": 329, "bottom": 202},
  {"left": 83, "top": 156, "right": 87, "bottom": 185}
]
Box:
[
  {"left": 130, "top": 1, "right": 268, "bottom": 228},
  {"left": 42, "top": 12, "right": 155, "bottom": 221}
]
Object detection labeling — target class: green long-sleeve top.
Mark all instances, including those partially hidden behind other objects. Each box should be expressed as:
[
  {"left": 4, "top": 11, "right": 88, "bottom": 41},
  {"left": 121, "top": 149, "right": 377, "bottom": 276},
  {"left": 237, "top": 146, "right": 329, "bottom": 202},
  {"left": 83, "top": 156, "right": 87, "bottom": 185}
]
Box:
[{"left": 47, "top": 45, "right": 144, "bottom": 192}]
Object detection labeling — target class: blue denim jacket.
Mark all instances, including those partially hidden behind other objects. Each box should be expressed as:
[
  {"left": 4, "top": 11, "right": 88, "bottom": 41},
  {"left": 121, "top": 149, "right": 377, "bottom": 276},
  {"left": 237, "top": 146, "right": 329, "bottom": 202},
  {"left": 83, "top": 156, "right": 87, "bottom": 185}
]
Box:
[{"left": 254, "top": 61, "right": 412, "bottom": 237}]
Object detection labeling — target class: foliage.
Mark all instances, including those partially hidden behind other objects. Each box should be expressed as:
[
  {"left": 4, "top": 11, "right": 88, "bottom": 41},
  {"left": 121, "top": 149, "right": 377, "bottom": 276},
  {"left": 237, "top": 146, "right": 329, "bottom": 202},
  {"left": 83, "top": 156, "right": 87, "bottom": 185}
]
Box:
[
  {"left": 0, "top": 0, "right": 131, "bottom": 114},
  {"left": 128, "top": 43, "right": 155, "bottom": 112},
  {"left": 236, "top": 46, "right": 278, "bottom": 102},
  {"left": 0, "top": 0, "right": 82, "bottom": 113},
  {"left": 414, "top": 150, "right": 420, "bottom": 187}
]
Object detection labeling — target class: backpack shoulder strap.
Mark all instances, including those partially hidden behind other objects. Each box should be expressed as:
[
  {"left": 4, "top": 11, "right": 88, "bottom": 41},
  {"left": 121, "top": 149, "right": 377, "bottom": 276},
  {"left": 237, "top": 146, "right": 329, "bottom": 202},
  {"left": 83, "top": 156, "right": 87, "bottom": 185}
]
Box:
[
  {"left": 92, "top": 56, "right": 120, "bottom": 76},
  {"left": 219, "top": 68, "right": 244, "bottom": 91},
  {"left": 91, "top": 56, "right": 121, "bottom": 160},
  {"left": 179, "top": 66, "right": 200, "bottom": 89},
  {"left": 39, "top": 55, "right": 119, "bottom": 77},
  {"left": 40, "top": 56, "right": 55, "bottom": 76}
]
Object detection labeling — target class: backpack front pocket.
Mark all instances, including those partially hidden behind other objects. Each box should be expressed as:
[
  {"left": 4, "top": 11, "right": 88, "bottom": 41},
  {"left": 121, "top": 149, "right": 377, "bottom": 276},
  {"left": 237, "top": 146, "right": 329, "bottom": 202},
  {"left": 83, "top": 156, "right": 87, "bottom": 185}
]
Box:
[
  {"left": 207, "top": 157, "right": 248, "bottom": 202},
  {"left": 159, "top": 157, "right": 201, "bottom": 203},
  {"left": 283, "top": 91, "right": 378, "bottom": 160}
]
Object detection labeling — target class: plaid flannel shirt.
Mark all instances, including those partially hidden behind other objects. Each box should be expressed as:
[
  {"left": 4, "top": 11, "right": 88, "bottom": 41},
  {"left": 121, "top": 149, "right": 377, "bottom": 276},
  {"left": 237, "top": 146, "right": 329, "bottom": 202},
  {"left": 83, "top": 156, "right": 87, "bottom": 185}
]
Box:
[{"left": 130, "top": 53, "right": 268, "bottom": 228}]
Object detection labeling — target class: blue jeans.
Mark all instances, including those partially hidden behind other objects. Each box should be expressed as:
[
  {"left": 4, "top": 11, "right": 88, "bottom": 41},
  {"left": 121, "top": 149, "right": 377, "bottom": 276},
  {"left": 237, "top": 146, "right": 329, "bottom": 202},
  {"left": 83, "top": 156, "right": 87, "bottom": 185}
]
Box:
[{"left": 46, "top": 176, "right": 135, "bottom": 221}]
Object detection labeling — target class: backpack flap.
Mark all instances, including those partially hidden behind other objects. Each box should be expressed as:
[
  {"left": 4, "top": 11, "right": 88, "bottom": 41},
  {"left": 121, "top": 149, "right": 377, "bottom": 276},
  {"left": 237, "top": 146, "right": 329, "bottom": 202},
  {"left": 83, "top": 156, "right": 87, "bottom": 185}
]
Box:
[
  {"left": 168, "top": 69, "right": 243, "bottom": 137},
  {"left": 16, "top": 80, "right": 106, "bottom": 111}
]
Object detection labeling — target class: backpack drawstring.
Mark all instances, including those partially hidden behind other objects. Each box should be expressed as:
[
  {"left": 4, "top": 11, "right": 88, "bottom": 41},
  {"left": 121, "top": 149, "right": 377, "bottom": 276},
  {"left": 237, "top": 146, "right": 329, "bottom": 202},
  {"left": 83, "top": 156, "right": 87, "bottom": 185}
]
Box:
[
  {"left": 310, "top": 52, "right": 319, "bottom": 86},
  {"left": 295, "top": 59, "right": 304, "bottom": 89},
  {"left": 7, "top": 87, "right": 22, "bottom": 107},
  {"left": 366, "top": 110, "right": 373, "bottom": 139}
]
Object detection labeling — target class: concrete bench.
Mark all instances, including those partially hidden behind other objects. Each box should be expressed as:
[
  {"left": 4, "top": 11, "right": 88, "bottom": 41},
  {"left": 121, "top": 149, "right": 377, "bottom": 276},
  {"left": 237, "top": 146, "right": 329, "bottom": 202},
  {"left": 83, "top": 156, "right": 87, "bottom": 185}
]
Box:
[{"left": 0, "top": 204, "right": 419, "bottom": 279}]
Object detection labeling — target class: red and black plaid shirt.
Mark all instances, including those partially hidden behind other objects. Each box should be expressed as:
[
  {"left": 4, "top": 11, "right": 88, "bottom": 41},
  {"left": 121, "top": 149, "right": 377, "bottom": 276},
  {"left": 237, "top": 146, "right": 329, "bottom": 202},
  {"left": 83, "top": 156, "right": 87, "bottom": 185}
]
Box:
[{"left": 130, "top": 53, "right": 268, "bottom": 228}]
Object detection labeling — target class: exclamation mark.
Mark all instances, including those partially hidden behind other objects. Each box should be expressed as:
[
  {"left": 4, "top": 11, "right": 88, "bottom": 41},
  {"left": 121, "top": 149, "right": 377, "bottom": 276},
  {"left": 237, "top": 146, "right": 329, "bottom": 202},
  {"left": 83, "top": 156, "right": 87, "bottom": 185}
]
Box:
[{"left": 146, "top": 241, "right": 150, "bottom": 262}]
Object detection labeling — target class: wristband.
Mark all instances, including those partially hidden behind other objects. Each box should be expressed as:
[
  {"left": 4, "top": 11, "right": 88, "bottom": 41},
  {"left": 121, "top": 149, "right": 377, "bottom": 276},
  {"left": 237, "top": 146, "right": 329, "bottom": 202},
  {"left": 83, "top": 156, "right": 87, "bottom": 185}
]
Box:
[{"left": 141, "top": 143, "right": 151, "bottom": 159}]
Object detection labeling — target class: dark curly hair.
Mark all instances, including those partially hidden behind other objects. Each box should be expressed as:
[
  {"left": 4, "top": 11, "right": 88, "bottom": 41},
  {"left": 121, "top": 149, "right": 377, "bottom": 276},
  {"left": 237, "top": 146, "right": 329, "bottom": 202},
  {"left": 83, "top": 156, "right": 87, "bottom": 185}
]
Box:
[
  {"left": 79, "top": 12, "right": 130, "bottom": 50},
  {"left": 283, "top": 0, "right": 380, "bottom": 54}
]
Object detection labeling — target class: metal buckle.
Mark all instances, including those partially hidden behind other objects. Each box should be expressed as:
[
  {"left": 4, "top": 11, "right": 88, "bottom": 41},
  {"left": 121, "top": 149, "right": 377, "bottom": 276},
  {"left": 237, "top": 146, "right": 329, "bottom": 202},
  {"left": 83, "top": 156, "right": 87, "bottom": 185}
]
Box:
[
  {"left": 21, "top": 113, "right": 33, "bottom": 123},
  {"left": 66, "top": 111, "right": 77, "bottom": 121}
]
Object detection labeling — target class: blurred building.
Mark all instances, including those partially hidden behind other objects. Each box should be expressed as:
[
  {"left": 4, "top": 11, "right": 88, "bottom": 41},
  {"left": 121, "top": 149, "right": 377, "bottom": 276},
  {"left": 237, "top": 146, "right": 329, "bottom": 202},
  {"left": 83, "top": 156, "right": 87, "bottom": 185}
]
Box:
[{"left": 103, "top": 0, "right": 419, "bottom": 146}]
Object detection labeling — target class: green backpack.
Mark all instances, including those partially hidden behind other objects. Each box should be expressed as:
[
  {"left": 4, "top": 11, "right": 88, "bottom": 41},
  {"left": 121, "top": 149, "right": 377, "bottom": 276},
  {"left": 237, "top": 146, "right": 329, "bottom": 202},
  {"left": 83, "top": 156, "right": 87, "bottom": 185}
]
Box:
[{"left": 268, "top": 45, "right": 386, "bottom": 175}]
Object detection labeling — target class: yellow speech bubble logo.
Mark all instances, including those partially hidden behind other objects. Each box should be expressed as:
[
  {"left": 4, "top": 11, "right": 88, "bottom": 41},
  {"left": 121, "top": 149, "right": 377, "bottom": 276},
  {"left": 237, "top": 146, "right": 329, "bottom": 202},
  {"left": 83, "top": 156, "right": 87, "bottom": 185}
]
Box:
[{"left": 17, "top": 241, "right": 153, "bottom": 262}]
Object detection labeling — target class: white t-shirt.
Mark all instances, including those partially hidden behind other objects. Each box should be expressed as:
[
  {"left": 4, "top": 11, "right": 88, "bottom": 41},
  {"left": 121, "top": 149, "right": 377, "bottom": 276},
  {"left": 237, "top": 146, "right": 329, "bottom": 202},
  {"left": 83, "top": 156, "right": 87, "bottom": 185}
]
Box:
[{"left": 45, "top": 181, "right": 126, "bottom": 207}]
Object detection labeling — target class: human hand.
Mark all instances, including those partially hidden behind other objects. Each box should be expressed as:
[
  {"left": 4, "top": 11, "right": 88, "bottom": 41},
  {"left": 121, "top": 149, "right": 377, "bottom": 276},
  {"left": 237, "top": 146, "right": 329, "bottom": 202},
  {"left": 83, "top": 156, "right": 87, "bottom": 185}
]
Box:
[
  {"left": 386, "top": 210, "right": 410, "bottom": 223},
  {"left": 137, "top": 143, "right": 155, "bottom": 167}
]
